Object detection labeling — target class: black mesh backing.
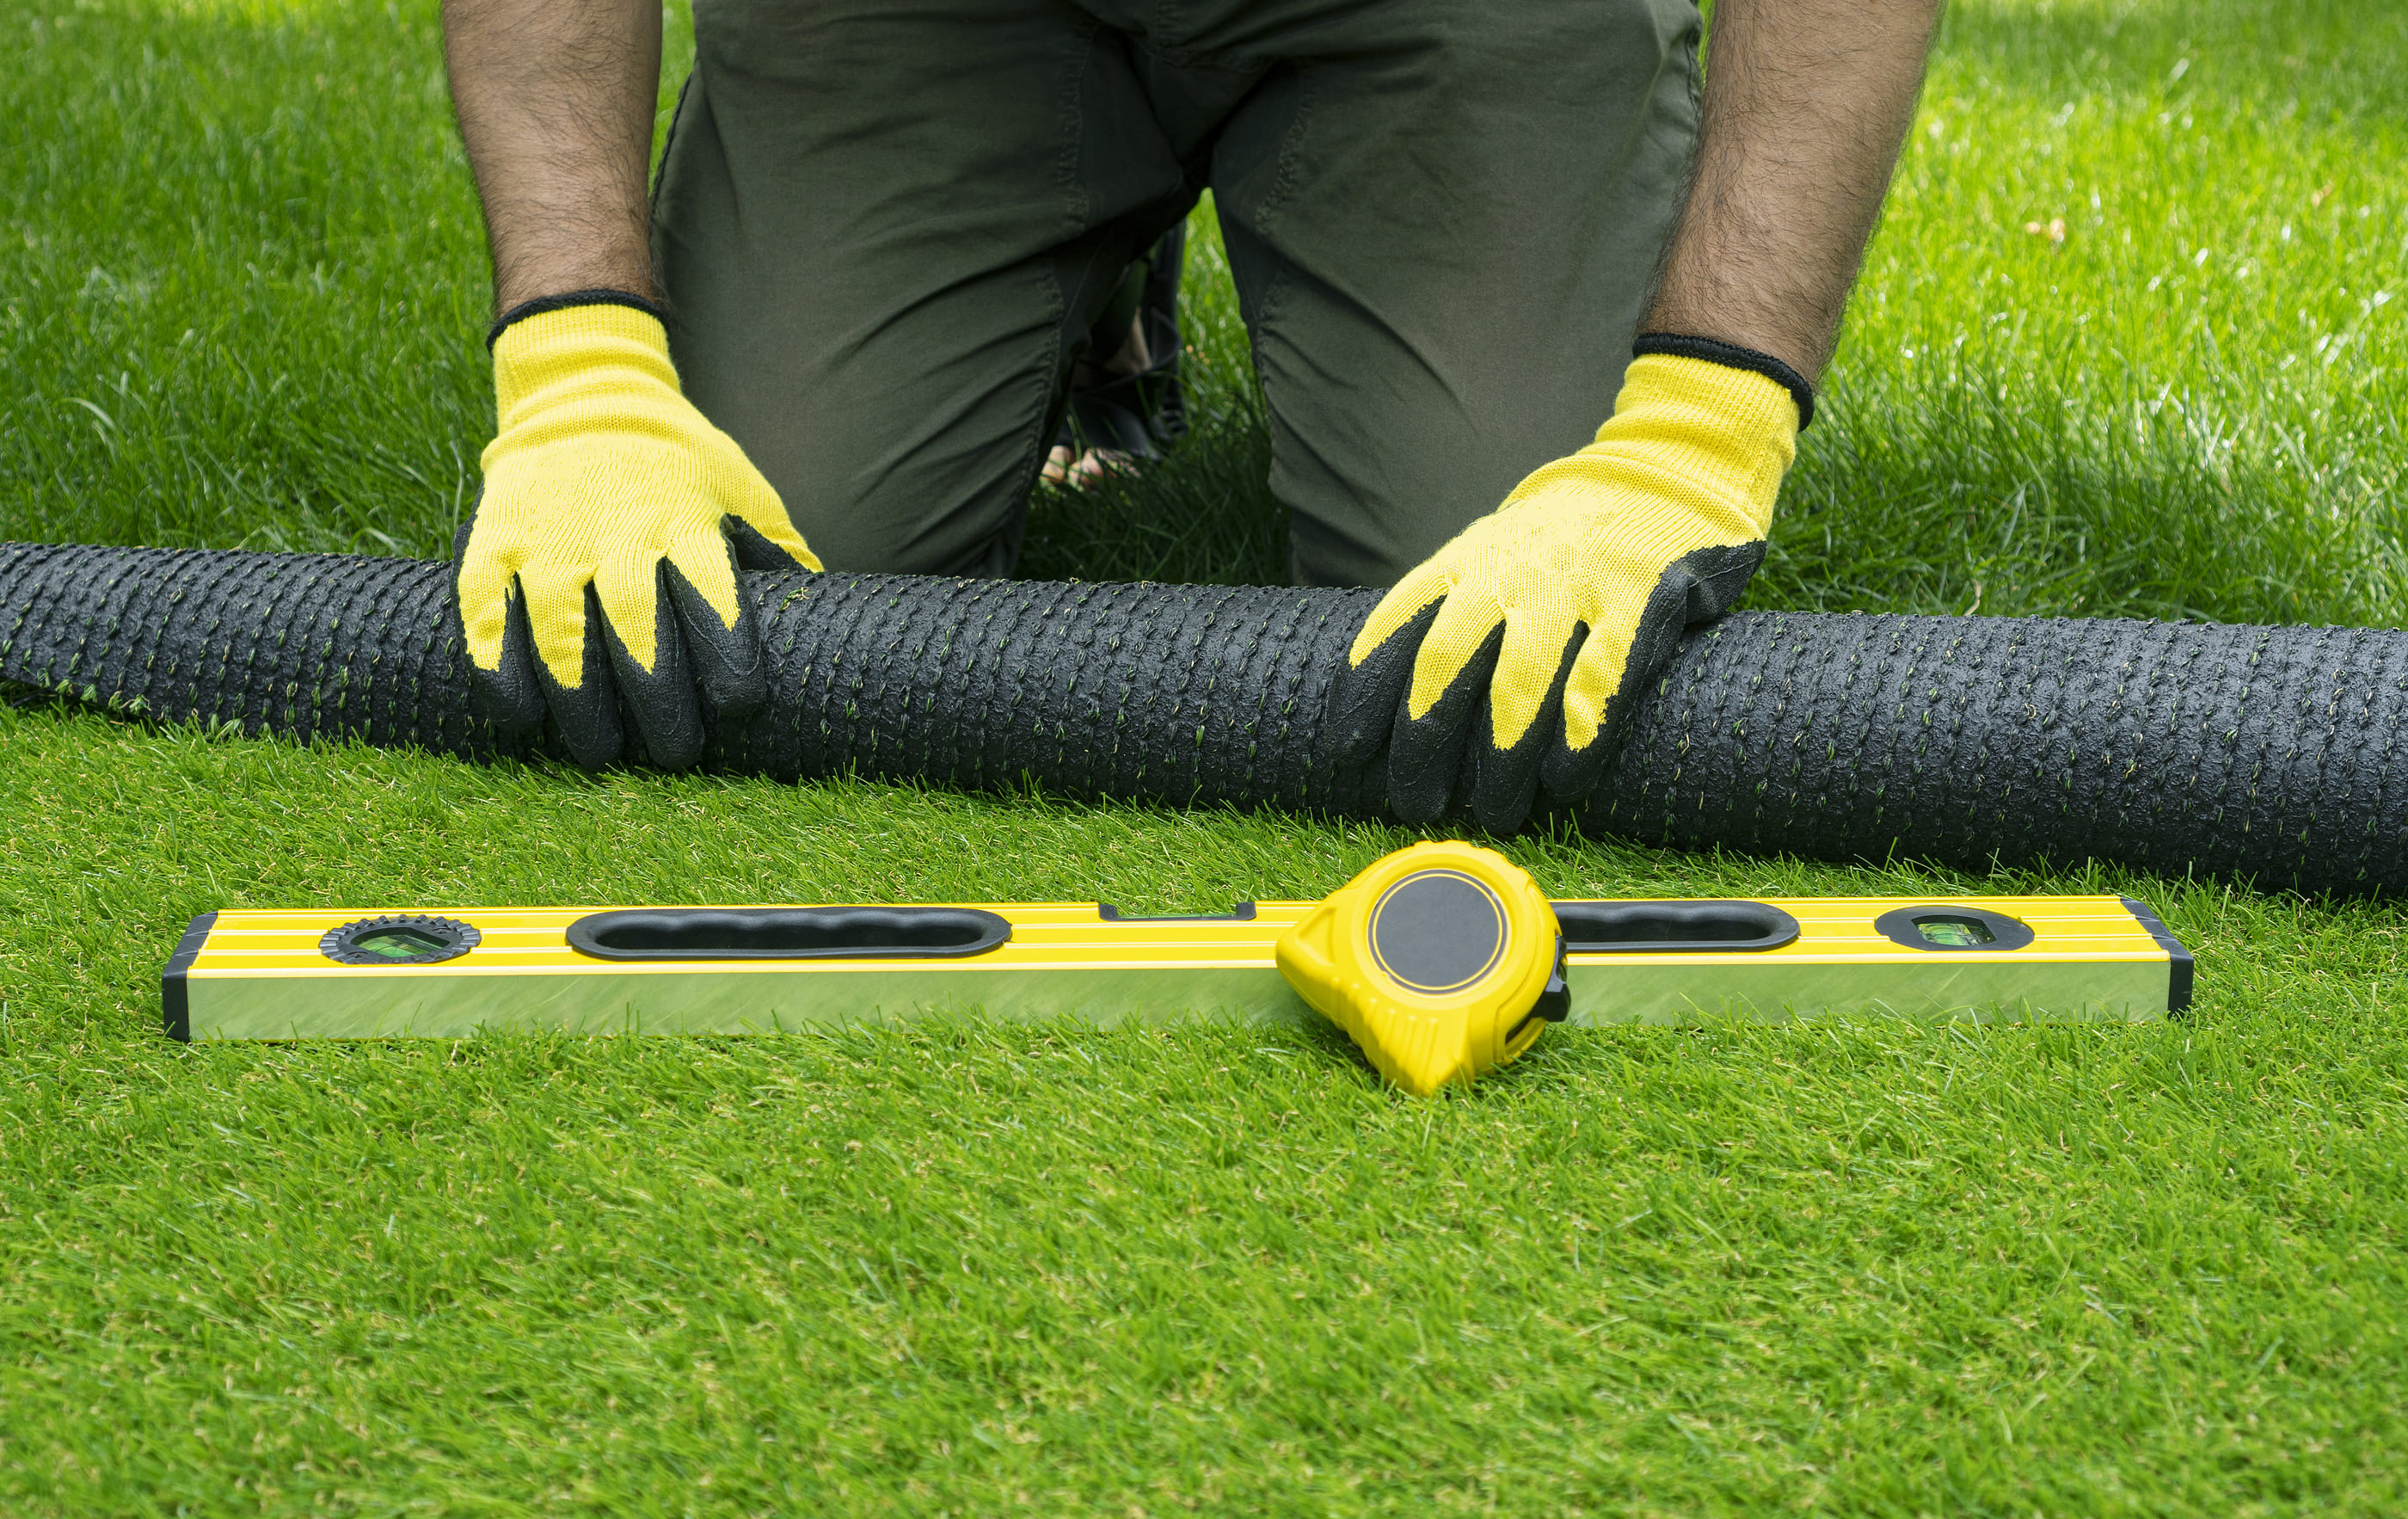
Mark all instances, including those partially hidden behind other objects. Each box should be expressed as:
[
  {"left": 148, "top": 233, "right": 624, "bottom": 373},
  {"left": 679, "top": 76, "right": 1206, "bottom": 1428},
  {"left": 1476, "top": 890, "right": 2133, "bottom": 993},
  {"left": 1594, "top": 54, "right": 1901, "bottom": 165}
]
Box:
[
  {"left": 2, "top": 541, "right": 2399, "bottom": 897},
  {"left": 1594, "top": 613, "right": 2405, "bottom": 897}
]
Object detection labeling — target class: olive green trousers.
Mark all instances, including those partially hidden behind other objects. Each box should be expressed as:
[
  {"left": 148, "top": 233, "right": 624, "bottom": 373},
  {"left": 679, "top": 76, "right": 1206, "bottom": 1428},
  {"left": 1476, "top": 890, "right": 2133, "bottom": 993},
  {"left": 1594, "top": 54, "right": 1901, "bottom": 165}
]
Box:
[{"left": 651, "top": 0, "right": 1701, "bottom": 587}]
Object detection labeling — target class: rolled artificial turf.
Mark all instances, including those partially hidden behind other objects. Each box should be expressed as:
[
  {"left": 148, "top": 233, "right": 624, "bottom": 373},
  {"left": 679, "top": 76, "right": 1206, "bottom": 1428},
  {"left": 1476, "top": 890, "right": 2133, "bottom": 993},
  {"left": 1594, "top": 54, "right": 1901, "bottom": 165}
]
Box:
[{"left": 1, "top": 540, "right": 2399, "bottom": 896}]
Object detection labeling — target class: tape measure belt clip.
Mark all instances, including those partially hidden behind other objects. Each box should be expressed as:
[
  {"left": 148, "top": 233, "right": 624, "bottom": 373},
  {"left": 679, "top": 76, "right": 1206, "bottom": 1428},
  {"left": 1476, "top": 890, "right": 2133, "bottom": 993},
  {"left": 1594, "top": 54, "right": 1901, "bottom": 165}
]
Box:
[
  {"left": 566, "top": 906, "right": 1012, "bottom": 962},
  {"left": 1552, "top": 900, "right": 1800, "bottom": 953},
  {"left": 1505, "top": 936, "right": 1573, "bottom": 1044}
]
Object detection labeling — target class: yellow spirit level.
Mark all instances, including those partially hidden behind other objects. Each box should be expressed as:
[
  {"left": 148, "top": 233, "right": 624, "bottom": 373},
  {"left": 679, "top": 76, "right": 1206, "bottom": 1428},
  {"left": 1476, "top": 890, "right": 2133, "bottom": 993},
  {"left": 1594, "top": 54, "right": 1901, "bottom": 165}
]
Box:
[{"left": 163, "top": 841, "right": 2193, "bottom": 1091}]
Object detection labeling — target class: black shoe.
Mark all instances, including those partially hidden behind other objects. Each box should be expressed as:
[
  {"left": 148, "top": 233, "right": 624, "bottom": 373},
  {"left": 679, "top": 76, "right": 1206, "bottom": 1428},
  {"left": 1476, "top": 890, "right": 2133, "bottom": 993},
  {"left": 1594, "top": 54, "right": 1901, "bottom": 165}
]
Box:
[{"left": 1057, "top": 224, "right": 1188, "bottom": 466}]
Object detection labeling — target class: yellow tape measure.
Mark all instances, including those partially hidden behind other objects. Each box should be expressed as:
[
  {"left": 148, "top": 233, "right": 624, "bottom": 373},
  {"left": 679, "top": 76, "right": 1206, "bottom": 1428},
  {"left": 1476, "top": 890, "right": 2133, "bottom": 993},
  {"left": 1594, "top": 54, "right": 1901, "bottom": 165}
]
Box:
[{"left": 1275, "top": 842, "right": 1567, "bottom": 1096}]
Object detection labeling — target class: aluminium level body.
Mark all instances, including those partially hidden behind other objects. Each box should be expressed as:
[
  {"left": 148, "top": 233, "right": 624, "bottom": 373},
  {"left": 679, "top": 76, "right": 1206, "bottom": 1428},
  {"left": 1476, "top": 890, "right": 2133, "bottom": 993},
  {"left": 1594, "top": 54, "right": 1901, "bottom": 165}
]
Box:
[{"left": 163, "top": 895, "right": 2191, "bottom": 1042}]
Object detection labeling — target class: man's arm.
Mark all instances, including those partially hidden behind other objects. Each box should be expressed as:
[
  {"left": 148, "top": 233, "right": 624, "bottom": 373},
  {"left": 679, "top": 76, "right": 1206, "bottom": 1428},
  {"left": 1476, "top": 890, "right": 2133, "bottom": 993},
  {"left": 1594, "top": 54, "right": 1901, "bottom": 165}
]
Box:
[
  {"left": 1329, "top": 0, "right": 1940, "bottom": 831},
  {"left": 441, "top": 0, "right": 819, "bottom": 774},
  {"left": 442, "top": 0, "right": 660, "bottom": 313},
  {"left": 1645, "top": 0, "right": 1944, "bottom": 378}
]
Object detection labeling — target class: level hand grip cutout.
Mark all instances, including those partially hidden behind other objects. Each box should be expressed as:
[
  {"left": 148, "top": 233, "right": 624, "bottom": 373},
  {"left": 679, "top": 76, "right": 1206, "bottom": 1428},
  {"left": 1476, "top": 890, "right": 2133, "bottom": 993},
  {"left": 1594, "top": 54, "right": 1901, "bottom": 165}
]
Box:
[
  {"left": 567, "top": 907, "right": 1011, "bottom": 962},
  {"left": 1551, "top": 901, "right": 1801, "bottom": 953}
]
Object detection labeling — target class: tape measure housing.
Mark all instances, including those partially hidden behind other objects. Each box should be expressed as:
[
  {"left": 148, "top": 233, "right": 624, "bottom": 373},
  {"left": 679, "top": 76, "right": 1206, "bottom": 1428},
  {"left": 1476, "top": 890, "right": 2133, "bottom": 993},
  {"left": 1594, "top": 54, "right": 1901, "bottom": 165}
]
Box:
[{"left": 1271, "top": 843, "right": 1567, "bottom": 1095}]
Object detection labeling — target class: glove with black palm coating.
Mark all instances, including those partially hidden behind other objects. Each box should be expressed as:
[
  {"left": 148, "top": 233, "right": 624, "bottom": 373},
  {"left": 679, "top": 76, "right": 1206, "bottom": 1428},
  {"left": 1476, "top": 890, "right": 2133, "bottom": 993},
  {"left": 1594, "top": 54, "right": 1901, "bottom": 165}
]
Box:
[
  {"left": 455, "top": 298, "right": 820, "bottom": 769},
  {"left": 1328, "top": 351, "right": 1801, "bottom": 831}
]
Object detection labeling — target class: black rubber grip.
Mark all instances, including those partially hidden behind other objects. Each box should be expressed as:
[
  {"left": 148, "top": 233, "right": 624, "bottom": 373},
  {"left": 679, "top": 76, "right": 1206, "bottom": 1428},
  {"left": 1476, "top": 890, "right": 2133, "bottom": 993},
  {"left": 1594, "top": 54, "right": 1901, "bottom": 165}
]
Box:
[{"left": 0, "top": 541, "right": 2399, "bottom": 897}]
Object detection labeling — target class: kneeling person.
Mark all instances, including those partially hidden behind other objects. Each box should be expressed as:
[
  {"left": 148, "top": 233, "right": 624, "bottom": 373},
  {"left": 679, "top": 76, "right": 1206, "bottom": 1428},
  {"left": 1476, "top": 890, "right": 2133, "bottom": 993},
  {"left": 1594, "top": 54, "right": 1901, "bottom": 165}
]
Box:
[{"left": 440, "top": 0, "right": 1938, "bottom": 823}]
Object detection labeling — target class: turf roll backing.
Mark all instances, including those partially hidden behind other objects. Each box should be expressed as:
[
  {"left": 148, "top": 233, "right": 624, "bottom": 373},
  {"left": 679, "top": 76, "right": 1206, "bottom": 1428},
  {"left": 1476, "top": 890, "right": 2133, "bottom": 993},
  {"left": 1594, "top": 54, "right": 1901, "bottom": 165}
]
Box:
[{"left": 0, "top": 541, "right": 2399, "bottom": 897}]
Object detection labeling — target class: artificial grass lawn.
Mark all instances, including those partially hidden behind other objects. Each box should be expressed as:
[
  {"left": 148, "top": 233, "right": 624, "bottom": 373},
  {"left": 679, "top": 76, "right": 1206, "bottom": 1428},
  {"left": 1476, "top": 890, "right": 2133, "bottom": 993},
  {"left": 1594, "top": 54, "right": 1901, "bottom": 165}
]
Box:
[{"left": 2, "top": 0, "right": 2405, "bottom": 1511}]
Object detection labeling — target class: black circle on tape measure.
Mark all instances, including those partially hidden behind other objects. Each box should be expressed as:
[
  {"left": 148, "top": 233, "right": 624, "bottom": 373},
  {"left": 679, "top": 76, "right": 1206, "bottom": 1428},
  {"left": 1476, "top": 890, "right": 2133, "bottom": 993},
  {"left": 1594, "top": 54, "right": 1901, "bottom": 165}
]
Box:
[
  {"left": 320, "top": 914, "right": 481, "bottom": 967},
  {"left": 1367, "top": 869, "right": 1509, "bottom": 994}
]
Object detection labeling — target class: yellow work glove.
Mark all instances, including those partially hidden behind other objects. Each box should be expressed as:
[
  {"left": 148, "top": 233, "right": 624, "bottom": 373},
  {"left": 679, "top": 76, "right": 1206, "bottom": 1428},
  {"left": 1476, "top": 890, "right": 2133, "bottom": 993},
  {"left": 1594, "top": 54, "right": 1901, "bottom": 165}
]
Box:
[
  {"left": 1327, "top": 348, "right": 1803, "bottom": 831},
  {"left": 454, "top": 297, "right": 820, "bottom": 769}
]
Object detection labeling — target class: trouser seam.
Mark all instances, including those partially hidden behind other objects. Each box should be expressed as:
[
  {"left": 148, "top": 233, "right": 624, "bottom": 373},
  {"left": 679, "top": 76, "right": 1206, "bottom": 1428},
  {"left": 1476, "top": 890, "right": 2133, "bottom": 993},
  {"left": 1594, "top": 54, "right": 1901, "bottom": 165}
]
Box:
[
  {"left": 649, "top": 71, "right": 695, "bottom": 218},
  {"left": 1241, "top": 56, "right": 1318, "bottom": 383},
  {"left": 643, "top": 70, "right": 698, "bottom": 320},
  {"left": 1244, "top": 60, "right": 1319, "bottom": 581},
  {"left": 995, "top": 15, "right": 1108, "bottom": 565}
]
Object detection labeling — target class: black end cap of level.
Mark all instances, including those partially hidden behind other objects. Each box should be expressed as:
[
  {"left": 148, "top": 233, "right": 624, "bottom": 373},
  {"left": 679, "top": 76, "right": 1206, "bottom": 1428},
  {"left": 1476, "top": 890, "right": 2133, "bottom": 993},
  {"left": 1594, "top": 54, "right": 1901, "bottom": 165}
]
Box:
[
  {"left": 161, "top": 911, "right": 217, "bottom": 1042},
  {"left": 2121, "top": 896, "right": 2195, "bottom": 1015}
]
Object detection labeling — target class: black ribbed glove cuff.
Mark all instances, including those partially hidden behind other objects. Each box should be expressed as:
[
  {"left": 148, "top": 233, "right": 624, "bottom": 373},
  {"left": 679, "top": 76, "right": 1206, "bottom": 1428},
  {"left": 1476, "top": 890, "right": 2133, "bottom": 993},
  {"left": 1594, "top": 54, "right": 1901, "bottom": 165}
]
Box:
[
  {"left": 486, "top": 289, "right": 670, "bottom": 349},
  {"left": 1632, "top": 333, "right": 1816, "bottom": 429}
]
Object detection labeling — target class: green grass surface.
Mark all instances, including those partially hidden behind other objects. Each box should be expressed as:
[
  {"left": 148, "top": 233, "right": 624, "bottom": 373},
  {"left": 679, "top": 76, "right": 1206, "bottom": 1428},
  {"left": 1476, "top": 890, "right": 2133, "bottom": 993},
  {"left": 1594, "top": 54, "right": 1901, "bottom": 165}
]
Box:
[{"left": 3, "top": 0, "right": 2405, "bottom": 1512}]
